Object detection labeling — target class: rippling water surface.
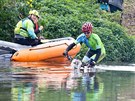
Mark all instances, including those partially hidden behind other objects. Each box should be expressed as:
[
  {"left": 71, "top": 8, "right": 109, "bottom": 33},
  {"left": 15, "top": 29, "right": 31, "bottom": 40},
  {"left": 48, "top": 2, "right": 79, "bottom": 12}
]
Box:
[{"left": 0, "top": 59, "right": 135, "bottom": 101}]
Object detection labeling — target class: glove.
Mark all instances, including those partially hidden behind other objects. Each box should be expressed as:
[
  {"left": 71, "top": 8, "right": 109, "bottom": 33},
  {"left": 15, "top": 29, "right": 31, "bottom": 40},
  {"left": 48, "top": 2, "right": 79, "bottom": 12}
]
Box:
[
  {"left": 35, "top": 37, "right": 41, "bottom": 42},
  {"left": 63, "top": 51, "right": 68, "bottom": 57},
  {"left": 90, "top": 60, "right": 96, "bottom": 67},
  {"left": 39, "top": 26, "right": 43, "bottom": 31},
  {"left": 63, "top": 51, "right": 72, "bottom": 61},
  {"left": 38, "top": 35, "right": 45, "bottom": 40},
  {"left": 81, "top": 62, "right": 87, "bottom": 67}
]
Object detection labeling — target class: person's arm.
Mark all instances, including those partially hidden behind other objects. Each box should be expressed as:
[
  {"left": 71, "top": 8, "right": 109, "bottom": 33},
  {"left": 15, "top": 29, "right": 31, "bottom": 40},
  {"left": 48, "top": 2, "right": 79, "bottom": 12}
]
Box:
[
  {"left": 89, "top": 49, "right": 101, "bottom": 66},
  {"left": 89, "top": 34, "right": 102, "bottom": 66},
  {"left": 63, "top": 43, "right": 76, "bottom": 56},
  {"left": 27, "top": 20, "right": 38, "bottom": 39},
  {"left": 94, "top": 49, "right": 101, "bottom": 62},
  {"left": 63, "top": 34, "right": 84, "bottom": 56}
]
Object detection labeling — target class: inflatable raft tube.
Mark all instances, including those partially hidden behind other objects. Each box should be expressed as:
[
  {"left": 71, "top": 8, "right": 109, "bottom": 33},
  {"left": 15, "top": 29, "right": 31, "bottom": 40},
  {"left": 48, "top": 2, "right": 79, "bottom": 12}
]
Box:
[{"left": 11, "top": 37, "right": 81, "bottom": 62}]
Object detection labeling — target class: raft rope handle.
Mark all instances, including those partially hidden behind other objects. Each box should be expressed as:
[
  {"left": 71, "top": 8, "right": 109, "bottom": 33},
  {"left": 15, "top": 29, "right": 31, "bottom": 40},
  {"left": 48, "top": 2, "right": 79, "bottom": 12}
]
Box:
[
  {"left": 29, "top": 43, "right": 78, "bottom": 51},
  {"left": 41, "top": 37, "right": 72, "bottom": 44}
]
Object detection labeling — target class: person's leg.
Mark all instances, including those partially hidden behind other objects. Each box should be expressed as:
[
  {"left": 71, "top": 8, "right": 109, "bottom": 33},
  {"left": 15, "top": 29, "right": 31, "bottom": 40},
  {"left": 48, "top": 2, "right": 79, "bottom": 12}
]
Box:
[
  {"left": 109, "top": 4, "right": 122, "bottom": 13},
  {"left": 14, "top": 38, "right": 31, "bottom": 46},
  {"left": 82, "top": 49, "right": 95, "bottom": 63},
  {"left": 30, "top": 39, "right": 41, "bottom": 46}
]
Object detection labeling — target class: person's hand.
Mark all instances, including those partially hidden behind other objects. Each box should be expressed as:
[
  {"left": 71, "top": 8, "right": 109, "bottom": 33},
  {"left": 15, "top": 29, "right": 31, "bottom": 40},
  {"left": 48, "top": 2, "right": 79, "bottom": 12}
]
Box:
[
  {"left": 39, "top": 26, "right": 43, "bottom": 31},
  {"left": 35, "top": 37, "right": 41, "bottom": 42},
  {"left": 38, "top": 36, "right": 45, "bottom": 40},
  {"left": 63, "top": 50, "right": 68, "bottom": 57},
  {"left": 35, "top": 36, "right": 39, "bottom": 40},
  {"left": 63, "top": 51, "right": 73, "bottom": 61},
  {"left": 90, "top": 60, "right": 96, "bottom": 66}
]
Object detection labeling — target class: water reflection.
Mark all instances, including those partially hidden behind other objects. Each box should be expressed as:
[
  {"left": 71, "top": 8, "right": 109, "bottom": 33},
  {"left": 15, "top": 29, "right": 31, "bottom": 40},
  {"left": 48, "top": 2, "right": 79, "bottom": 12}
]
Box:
[
  {"left": 0, "top": 60, "right": 135, "bottom": 101},
  {"left": 69, "top": 71, "right": 104, "bottom": 101},
  {"left": 11, "top": 62, "right": 103, "bottom": 101}
]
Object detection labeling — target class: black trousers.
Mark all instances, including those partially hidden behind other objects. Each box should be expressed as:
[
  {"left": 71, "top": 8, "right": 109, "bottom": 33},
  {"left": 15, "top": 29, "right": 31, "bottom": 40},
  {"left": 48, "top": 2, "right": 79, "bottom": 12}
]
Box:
[
  {"left": 14, "top": 38, "right": 41, "bottom": 46},
  {"left": 109, "top": 4, "right": 122, "bottom": 13},
  {"left": 86, "top": 49, "right": 101, "bottom": 62}
]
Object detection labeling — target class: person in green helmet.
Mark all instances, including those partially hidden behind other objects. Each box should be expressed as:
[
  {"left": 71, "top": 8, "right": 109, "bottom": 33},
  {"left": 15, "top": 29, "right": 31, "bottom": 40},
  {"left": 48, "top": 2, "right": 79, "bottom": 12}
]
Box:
[
  {"left": 14, "top": 10, "right": 43, "bottom": 46},
  {"left": 28, "top": 10, "right": 44, "bottom": 38},
  {"left": 63, "top": 22, "right": 106, "bottom": 67}
]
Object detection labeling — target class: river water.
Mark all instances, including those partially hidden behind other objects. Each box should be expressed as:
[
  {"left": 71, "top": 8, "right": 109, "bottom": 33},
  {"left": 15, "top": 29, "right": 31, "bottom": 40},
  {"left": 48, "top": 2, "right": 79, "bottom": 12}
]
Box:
[{"left": 0, "top": 58, "right": 135, "bottom": 101}]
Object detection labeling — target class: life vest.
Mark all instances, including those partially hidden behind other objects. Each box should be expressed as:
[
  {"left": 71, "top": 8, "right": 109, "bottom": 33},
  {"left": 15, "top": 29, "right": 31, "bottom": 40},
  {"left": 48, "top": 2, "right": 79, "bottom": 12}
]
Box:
[
  {"left": 14, "top": 17, "right": 37, "bottom": 35},
  {"left": 14, "top": 18, "right": 28, "bottom": 34}
]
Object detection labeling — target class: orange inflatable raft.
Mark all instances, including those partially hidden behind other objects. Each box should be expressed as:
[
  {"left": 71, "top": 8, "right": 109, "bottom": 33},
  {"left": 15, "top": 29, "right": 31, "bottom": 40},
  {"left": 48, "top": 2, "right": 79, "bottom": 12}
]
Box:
[{"left": 11, "top": 37, "right": 81, "bottom": 62}]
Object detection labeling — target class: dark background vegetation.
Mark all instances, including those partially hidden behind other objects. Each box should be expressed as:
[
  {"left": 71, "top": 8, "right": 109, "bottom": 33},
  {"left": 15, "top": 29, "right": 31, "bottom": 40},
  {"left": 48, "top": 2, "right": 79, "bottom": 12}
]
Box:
[{"left": 0, "top": 0, "right": 135, "bottom": 63}]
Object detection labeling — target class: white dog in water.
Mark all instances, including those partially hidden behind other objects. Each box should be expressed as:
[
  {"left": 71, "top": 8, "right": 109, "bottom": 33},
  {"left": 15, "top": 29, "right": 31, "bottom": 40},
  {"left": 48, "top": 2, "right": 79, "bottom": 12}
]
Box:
[
  {"left": 71, "top": 59, "right": 96, "bottom": 73},
  {"left": 71, "top": 59, "right": 82, "bottom": 69}
]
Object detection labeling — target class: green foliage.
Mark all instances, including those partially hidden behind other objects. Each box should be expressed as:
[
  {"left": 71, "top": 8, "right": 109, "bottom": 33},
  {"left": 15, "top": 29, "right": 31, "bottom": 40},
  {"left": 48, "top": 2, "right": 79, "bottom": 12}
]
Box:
[
  {"left": 0, "top": 0, "right": 135, "bottom": 63},
  {"left": 93, "top": 23, "right": 135, "bottom": 63},
  {"left": 0, "top": 0, "right": 15, "bottom": 41},
  {"left": 0, "top": 0, "right": 31, "bottom": 41}
]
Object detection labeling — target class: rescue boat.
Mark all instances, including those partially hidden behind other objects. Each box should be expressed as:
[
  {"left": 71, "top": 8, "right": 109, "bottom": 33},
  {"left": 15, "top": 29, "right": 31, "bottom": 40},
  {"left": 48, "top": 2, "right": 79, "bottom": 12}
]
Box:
[{"left": 11, "top": 37, "right": 81, "bottom": 62}]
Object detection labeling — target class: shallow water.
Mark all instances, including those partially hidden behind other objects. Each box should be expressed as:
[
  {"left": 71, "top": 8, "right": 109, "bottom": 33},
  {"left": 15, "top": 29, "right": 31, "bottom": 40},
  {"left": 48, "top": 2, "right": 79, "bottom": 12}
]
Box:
[{"left": 0, "top": 59, "right": 135, "bottom": 101}]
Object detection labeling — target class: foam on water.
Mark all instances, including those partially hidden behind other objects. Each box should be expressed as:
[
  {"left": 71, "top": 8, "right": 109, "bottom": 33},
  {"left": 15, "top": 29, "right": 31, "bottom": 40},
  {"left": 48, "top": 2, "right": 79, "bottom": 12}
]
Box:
[{"left": 96, "top": 65, "right": 135, "bottom": 72}]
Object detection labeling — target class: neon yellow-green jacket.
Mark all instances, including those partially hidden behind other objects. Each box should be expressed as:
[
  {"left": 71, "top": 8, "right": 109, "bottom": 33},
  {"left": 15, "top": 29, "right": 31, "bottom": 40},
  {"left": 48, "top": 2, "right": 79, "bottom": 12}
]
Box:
[
  {"left": 74, "top": 33, "right": 106, "bottom": 63},
  {"left": 74, "top": 33, "right": 105, "bottom": 51},
  {"left": 14, "top": 18, "right": 37, "bottom": 39}
]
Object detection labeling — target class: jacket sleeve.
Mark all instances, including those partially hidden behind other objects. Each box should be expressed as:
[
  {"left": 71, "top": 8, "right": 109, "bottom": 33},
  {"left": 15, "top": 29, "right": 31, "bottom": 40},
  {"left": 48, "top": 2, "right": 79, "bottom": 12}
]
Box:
[
  {"left": 26, "top": 20, "right": 37, "bottom": 39},
  {"left": 66, "top": 43, "right": 76, "bottom": 52}
]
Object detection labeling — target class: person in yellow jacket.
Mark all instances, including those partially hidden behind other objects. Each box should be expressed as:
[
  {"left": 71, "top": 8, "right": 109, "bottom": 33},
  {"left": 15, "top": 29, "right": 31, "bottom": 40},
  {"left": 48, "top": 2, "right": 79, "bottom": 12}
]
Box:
[
  {"left": 63, "top": 22, "right": 106, "bottom": 67},
  {"left": 14, "top": 10, "right": 43, "bottom": 46}
]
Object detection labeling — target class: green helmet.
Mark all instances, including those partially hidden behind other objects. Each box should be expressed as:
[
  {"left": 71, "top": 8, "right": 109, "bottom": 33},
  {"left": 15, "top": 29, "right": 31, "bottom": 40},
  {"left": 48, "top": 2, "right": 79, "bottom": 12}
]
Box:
[{"left": 29, "top": 10, "right": 40, "bottom": 18}]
